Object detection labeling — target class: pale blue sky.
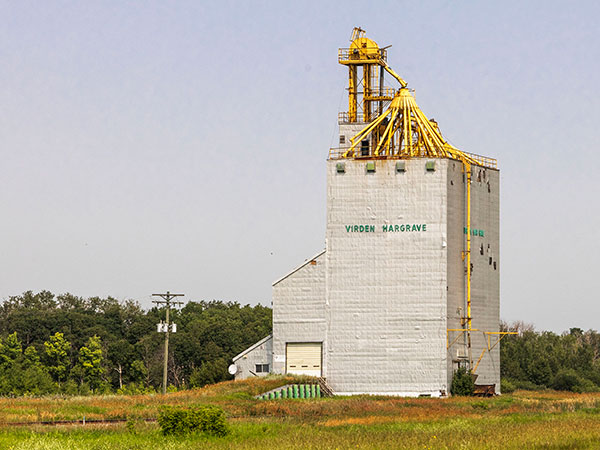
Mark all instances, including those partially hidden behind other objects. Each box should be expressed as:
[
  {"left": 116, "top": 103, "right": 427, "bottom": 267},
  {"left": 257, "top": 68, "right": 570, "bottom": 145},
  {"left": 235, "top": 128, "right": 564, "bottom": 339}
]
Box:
[{"left": 1, "top": 1, "right": 598, "bottom": 332}]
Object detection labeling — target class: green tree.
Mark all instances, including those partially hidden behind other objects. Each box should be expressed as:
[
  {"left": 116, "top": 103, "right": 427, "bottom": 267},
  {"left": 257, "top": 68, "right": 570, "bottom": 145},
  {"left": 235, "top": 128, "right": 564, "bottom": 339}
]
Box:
[
  {"left": 77, "top": 335, "right": 105, "bottom": 391},
  {"left": 23, "top": 345, "right": 41, "bottom": 368},
  {"left": 44, "top": 332, "right": 71, "bottom": 384},
  {"left": 189, "top": 358, "right": 228, "bottom": 388},
  {"left": 450, "top": 367, "right": 475, "bottom": 396},
  {"left": 0, "top": 338, "right": 54, "bottom": 396},
  {"left": 526, "top": 355, "right": 553, "bottom": 387},
  {"left": 0, "top": 291, "right": 274, "bottom": 393},
  {"left": 0, "top": 332, "right": 22, "bottom": 366},
  {"left": 129, "top": 359, "right": 149, "bottom": 385},
  {"left": 107, "top": 339, "right": 135, "bottom": 389}
]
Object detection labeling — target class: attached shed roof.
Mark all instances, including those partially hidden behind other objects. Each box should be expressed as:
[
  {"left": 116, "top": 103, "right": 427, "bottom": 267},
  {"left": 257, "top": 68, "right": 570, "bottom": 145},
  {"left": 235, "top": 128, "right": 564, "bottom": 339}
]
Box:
[
  {"left": 232, "top": 334, "right": 272, "bottom": 362},
  {"left": 272, "top": 249, "right": 326, "bottom": 286}
]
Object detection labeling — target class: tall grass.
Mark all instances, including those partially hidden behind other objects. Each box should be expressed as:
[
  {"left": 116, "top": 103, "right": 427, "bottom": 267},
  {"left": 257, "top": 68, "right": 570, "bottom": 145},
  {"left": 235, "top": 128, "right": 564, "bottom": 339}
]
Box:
[
  {"left": 1, "top": 377, "right": 600, "bottom": 448},
  {"left": 1, "top": 376, "right": 600, "bottom": 424},
  {"left": 2, "top": 412, "right": 600, "bottom": 449}
]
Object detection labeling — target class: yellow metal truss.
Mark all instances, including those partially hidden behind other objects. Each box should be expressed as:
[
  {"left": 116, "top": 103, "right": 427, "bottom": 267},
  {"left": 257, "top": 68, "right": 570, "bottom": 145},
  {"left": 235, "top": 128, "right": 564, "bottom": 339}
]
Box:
[
  {"left": 447, "top": 329, "right": 518, "bottom": 374},
  {"left": 472, "top": 332, "right": 518, "bottom": 373},
  {"left": 338, "top": 27, "right": 407, "bottom": 123}
]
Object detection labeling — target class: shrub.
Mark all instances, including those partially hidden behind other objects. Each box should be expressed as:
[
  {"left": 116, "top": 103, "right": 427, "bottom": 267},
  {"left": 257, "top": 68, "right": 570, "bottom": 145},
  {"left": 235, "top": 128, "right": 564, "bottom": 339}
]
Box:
[
  {"left": 579, "top": 378, "right": 599, "bottom": 393},
  {"left": 513, "top": 379, "right": 543, "bottom": 391},
  {"left": 501, "top": 378, "right": 516, "bottom": 394},
  {"left": 118, "top": 382, "right": 144, "bottom": 395},
  {"left": 450, "top": 368, "right": 474, "bottom": 396},
  {"left": 189, "top": 358, "right": 229, "bottom": 388},
  {"left": 551, "top": 369, "right": 585, "bottom": 392},
  {"left": 62, "top": 380, "right": 79, "bottom": 395},
  {"left": 125, "top": 417, "right": 138, "bottom": 434},
  {"left": 158, "top": 405, "right": 229, "bottom": 437}
]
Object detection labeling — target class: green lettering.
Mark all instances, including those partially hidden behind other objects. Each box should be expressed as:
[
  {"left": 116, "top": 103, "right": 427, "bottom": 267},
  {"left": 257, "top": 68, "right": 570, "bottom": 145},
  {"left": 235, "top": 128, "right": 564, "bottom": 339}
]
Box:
[
  {"left": 415, "top": 224, "right": 421, "bottom": 231},
  {"left": 464, "top": 227, "right": 468, "bottom": 234},
  {"left": 370, "top": 225, "right": 375, "bottom": 232},
  {"left": 423, "top": 224, "right": 427, "bottom": 232},
  {"left": 395, "top": 225, "right": 400, "bottom": 232},
  {"left": 405, "top": 224, "right": 410, "bottom": 231},
  {"left": 345, "top": 225, "right": 351, "bottom": 232},
  {"left": 400, "top": 225, "right": 405, "bottom": 232},
  {"left": 359, "top": 225, "right": 364, "bottom": 232},
  {"left": 354, "top": 225, "right": 358, "bottom": 232},
  {"left": 479, "top": 230, "right": 484, "bottom": 237},
  {"left": 382, "top": 225, "right": 388, "bottom": 232}
]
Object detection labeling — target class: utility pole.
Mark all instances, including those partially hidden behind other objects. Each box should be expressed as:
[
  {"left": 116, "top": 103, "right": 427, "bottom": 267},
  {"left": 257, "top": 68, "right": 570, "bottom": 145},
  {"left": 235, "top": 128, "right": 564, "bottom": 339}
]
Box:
[{"left": 152, "top": 291, "right": 184, "bottom": 394}]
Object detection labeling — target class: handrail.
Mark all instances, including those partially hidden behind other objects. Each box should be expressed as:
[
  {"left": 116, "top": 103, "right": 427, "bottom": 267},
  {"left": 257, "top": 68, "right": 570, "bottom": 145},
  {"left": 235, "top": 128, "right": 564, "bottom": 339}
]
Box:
[
  {"left": 462, "top": 152, "right": 498, "bottom": 169},
  {"left": 338, "top": 48, "right": 387, "bottom": 62},
  {"left": 338, "top": 104, "right": 393, "bottom": 124},
  {"left": 328, "top": 147, "right": 498, "bottom": 169}
]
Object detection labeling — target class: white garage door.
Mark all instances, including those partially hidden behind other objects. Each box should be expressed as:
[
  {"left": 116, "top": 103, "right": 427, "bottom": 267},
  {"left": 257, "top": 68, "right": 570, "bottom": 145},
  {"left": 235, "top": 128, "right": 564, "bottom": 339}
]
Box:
[{"left": 286, "top": 342, "right": 322, "bottom": 376}]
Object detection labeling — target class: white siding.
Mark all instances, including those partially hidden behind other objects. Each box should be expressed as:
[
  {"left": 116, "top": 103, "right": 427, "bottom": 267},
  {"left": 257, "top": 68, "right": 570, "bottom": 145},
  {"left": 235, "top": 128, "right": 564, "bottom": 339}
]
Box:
[
  {"left": 266, "top": 157, "right": 500, "bottom": 396},
  {"left": 232, "top": 335, "right": 273, "bottom": 380},
  {"left": 446, "top": 162, "right": 501, "bottom": 390},
  {"left": 325, "top": 159, "right": 448, "bottom": 396},
  {"left": 272, "top": 252, "right": 326, "bottom": 375}
]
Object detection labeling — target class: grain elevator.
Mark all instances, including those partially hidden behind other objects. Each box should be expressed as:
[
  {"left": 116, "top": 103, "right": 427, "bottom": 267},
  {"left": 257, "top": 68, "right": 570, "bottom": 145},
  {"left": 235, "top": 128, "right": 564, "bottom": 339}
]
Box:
[{"left": 232, "top": 28, "right": 508, "bottom": 396}]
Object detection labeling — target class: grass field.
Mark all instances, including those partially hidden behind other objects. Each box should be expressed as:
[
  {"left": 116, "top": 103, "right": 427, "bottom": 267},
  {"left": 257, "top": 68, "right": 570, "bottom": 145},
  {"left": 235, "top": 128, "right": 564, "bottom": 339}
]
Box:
[{"left": 1, "top": 377, "right": 600, "bottom": 449}]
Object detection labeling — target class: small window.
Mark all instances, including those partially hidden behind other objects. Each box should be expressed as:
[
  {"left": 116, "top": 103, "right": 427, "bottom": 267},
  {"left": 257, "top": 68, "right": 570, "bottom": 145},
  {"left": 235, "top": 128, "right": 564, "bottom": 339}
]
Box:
[
  {"left": 255, "top": 364, "right": 269, "bottom": 373},
  {"left": 493, "top": 261, "right": 497, "bottom": 270},
  {"left": 480, "top": 244, "right": 484, "bottom": 255},
  {"left": 361, "top": 140, "right": 370, "bottom": 156},
  {"left": 489, "top": 257, "right": 492, "bottom": 265},
  {"left": 339, "top": 135, "right": 346, "bottom": 144}
]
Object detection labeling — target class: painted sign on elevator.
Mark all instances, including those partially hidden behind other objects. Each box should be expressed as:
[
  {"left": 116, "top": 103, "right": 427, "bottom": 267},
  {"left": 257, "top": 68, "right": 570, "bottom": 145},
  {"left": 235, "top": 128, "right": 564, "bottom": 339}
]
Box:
[{"left": 345, "top": 224, "right": 428, "bottom": 233}]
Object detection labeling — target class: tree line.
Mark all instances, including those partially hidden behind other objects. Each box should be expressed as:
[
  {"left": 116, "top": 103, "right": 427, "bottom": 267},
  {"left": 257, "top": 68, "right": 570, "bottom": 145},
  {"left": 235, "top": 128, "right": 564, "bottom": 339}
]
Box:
[
  {"left": 500, "top": 321, "right": 600, "bottom": 392},
  {"left": 0, "top": 291, "right": 598, "bottom": 396},
  {"left": 0, "top": 291, "right": 271, "bottom": 395}
]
